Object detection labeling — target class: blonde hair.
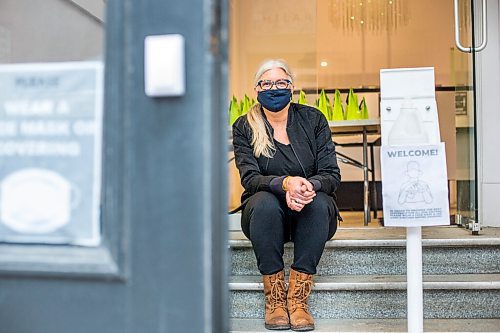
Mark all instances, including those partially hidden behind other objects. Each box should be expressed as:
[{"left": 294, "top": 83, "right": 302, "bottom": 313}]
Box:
[{"left": 247, "top": 59, "right": 294, "bottom": 158}]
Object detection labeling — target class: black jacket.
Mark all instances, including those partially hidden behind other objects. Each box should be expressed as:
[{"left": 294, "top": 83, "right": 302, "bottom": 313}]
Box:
[{"left": 232, "top": 103, "right": 341, "bottom": 208}]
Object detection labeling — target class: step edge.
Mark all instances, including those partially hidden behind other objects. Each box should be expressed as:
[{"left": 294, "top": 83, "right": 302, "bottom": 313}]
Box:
[
  {"left": 229, "top": 318, "right": 500, "bottom": 333},
  {"left": 229, "top": 275, "right": 500, "bottom": 291},
  {"left": 229, "top": 281, "right": 500, "bottom": 291},
  {"left": 229, "top": 238, "right": 500, "bottom": 248}
]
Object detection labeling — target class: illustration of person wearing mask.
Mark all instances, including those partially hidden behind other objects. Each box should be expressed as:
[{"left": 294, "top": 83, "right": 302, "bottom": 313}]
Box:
[{"left": 398, "top": 161, "right": 433, "bottom": 205}]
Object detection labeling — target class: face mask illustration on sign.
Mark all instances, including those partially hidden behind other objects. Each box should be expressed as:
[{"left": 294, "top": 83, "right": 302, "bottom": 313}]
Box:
[{"left": 0, "top": 168, "right": 78, "bottom": 234}]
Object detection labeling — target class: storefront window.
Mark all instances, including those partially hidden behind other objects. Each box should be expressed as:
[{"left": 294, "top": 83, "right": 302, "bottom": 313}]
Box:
[
  {"left": 229, "top": 0, "right": 477, "bottom": 226},
  {"left": 0, "top": 0, "right": 104, "bottom": 245}
]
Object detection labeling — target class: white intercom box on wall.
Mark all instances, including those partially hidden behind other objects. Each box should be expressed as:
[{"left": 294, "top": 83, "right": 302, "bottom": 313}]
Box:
[{"left": 144, "top": 34, "right": 185, "bottom": 97}]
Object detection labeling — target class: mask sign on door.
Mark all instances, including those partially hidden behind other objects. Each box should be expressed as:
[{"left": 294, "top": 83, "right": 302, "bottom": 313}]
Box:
[{"left": 0, "top": 62, "right": 102, "bottom": 246}]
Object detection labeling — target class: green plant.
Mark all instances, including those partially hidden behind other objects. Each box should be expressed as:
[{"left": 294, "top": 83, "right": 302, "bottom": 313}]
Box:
[
  {"left": 359, "top": 96, "right": 369, "bottom": 119},
  {"left": 345, "top": 88, "right": 361, "bottom": 120},
  {"left": 297, "top": 90, "right": 307, "bottom": 105},
  {"left": 229, "top": 95, "right": 241, "bottom": 126},
  {"left": 332, "top": 89, "right": 345, "bottom": 121},
  {"left": 316, "top": 89, "right": 333, "bottom": 121}
]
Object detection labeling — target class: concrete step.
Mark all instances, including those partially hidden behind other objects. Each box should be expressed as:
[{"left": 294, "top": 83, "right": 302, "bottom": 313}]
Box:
[
  {"left": 229, "top": 228, "right": 500, "bottom": 276},
  {"left": 230, "top": 318, "right": 500, "bottom": 332},
  {"left": 229, "top": 274, "right": 500, "bottom": 319}
]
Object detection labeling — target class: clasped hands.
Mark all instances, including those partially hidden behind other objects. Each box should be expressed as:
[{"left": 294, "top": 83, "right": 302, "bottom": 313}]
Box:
[{"left": 283, "top": 176, "right": 316, "bottom": 212}]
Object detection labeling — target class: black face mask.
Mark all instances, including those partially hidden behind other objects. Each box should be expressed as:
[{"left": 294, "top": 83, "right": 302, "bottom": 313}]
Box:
[{"left": 257, "top": 89, "right": 292, "bottom": 112}]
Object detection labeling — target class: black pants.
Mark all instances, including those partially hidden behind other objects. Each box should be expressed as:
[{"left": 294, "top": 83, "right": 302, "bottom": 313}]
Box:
[{"left": 241, "top": 191, "right": 337, "bottom": 275}]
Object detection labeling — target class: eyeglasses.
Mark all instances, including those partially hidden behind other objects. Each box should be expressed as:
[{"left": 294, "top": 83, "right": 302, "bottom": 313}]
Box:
[{"left": 256, "top": 79, "right": 292, "bottom": 91}]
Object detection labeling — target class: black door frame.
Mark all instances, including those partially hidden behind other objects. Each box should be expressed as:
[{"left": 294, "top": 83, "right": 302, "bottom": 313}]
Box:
[{"left": 0, "top": 0, "right": 228, "bottom": 331}]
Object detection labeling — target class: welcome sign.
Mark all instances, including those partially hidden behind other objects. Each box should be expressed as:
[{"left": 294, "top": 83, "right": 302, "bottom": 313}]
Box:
[{"left": 380, "top": 143, "right": 450, "bottom": 227}]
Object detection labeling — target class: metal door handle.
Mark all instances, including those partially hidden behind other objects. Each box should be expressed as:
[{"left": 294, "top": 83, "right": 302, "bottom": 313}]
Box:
[{"left": 454, "top": 0, "right": 488, "bottom": 53}]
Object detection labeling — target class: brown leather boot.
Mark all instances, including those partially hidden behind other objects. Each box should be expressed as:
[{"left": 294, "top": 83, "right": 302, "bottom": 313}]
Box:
[
  {"left": 262, "top": 270, "right": 290, "bottom": 330},
  {"left": 287, "top": 269, "right": 315, "bottom": 331}
]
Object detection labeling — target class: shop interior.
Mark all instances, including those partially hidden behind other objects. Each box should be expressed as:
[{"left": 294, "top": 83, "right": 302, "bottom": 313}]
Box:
[{"left": 228, "top": 0, "right": 477, "bottom": 228}]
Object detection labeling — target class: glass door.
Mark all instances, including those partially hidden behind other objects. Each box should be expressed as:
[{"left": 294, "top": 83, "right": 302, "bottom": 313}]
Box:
[
  {"left": 228, "top": 0, "right": 479, "bottom": 229},
  {"left": 452, "top": 0, "right": 484, "bottom": 231}
]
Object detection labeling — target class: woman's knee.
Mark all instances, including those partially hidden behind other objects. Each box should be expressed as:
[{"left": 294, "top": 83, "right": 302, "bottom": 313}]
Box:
[
  {"left": 301, "top": 192, "right": 338, "bottom": 239},
  {"left": 245, "top": 191, "right": 282, "bottom": 217},
  {"left": 304, "top": 192, "right": 334, "bottom": 216},
  {"left": 312, "top": 193, "right": 338, "bottom": 239},
  {"left": 241, "top": 191, "right": 283, "bottom": 238}
]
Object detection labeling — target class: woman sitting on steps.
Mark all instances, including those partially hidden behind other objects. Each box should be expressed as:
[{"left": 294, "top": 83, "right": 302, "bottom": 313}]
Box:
[{"left": 232, "top": 59, "right": 341, "bottom": 331}]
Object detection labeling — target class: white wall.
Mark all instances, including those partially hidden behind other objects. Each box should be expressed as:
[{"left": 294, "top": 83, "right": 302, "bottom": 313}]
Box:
[{"left": 477, "top": 0, "right": 500, "bottom": 227}]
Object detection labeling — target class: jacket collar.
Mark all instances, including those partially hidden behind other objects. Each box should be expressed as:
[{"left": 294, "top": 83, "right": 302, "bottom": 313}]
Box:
[
  {"left": 260, "top": 103, "right": 303, "bottom": 143},
  {"left": 260, "top": 102, "right": 297, "bottom": 130},
  {"left": 286, "top": 103, "right": 297, "bottom": 128}
]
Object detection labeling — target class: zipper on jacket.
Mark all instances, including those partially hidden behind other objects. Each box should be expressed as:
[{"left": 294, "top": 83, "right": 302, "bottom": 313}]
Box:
[
  {"left": 289, "top": 142, "right": 307, "bottom": 177},
  {"left": 264, "top": 118, "right": 274, "bottom": 173}
]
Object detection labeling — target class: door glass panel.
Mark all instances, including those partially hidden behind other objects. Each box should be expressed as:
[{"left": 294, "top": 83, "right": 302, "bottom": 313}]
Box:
[
  {"left": 453, "top": 0, "right": 476, "bottom": 226},
  {"left": 228, "top": 0, "right": 477, "bottom": 228},
  {"left": 0, "top": 0, "right": 105, "bottom": 245}
]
